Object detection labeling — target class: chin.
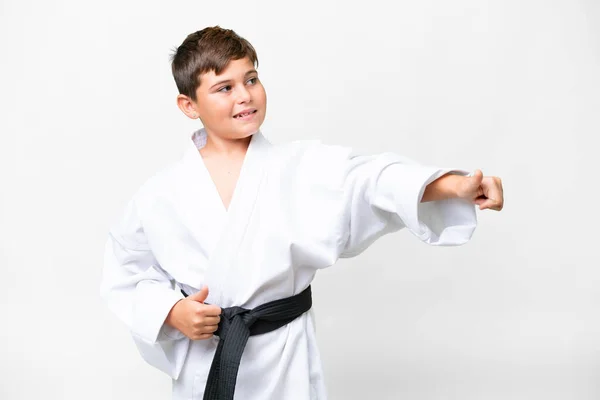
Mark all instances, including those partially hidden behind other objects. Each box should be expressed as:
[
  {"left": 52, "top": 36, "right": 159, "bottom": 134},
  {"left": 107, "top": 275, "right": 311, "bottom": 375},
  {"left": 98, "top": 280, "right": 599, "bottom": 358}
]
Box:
[
  {"left": 236, "top": 122, "right": 263, "bottom": 137},
  {"left": 224, "top": 128, "right": 256, "bottom": 141}
]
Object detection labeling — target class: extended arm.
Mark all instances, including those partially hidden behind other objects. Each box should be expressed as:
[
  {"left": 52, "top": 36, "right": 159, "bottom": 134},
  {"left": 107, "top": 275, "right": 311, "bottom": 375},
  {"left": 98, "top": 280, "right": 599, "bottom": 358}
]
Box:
[{"left": 422, "top": 169, "right": 504, "bottom": 211}]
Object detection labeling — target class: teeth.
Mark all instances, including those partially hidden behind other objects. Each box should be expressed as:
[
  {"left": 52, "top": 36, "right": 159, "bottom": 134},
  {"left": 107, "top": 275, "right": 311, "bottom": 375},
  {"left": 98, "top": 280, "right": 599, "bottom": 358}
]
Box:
[{"left": 235, "top": 111, "right": 253, "bottom": 118}]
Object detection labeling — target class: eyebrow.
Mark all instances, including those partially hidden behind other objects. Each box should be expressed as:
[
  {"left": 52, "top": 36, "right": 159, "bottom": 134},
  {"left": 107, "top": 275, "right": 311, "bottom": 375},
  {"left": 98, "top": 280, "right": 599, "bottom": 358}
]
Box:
[{"left": 209, "top": 70, "right": 258, "bottom": 90}]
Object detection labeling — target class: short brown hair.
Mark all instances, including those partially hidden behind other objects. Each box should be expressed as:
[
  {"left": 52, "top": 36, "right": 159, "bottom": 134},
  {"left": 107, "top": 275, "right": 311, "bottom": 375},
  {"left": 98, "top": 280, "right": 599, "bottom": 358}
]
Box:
[{"left": 170, "top": 26, "right": 259, "bottom": 101}]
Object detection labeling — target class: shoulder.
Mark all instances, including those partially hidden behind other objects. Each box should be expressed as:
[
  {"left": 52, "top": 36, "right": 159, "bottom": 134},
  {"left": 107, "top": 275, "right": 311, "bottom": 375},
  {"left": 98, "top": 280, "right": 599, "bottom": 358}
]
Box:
[
  {"left": 108, "top": 163, "right": 178, "bottom": 245},
  {"left": 129, "top": 159, "right": 184, "bottom": 212},
  {"left": 272, "top": 138, "right": 355, "bottom": 167},
  {"left": 269, "top": 138, "right": 357, "bottom": 188}
]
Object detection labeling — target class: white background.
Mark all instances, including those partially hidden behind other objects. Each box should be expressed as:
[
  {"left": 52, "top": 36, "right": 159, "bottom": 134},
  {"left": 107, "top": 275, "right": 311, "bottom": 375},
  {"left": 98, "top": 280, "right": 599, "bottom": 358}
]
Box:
[{"left": 1, "top": 0, "right": 599, "bottom": 399}]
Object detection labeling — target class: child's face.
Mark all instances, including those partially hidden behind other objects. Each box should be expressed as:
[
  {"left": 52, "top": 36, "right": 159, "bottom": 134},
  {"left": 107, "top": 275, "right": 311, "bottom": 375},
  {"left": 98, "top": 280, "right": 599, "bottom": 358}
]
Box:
[{"left": 193, "top": 57, "right": 267, "bottom": 140}]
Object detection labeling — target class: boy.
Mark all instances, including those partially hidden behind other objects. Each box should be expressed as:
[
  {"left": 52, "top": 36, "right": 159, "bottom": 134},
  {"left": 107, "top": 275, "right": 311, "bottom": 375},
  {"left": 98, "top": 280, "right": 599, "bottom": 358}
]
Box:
[{"left": 101, "top": 26, "right": 504, "bottom": 400}]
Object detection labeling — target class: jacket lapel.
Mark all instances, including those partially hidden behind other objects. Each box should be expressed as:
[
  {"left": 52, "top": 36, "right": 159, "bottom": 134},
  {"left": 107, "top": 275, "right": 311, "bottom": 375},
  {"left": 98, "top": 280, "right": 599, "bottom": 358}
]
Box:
[
  {"left": 176, "top": 129, "right": 271, "bottom": 305},
  {"left": 205, "top": 131, "right": 271, "bottom": 306}
]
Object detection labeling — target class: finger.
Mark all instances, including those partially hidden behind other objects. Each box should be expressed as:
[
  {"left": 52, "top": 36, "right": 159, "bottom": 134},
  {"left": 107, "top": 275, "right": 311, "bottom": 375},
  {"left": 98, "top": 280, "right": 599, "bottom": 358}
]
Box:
[
  {"left": 188, "top": 286, "right": 209, "bottom": 303},
  {"left": 494, "top": 197, "right": 504, "bottom": 210},
  {"left": 470, "top": 169, "right": 483, "bottom": 183},
  {"left": 201, "top": 305, "right": 222, "bottom": 316},
  {"left": 496, "top": 178, "right": 504, "bottom": 202},
  {"left": 479, "top": 198, "right": 502, "bottom": 211},
  {"left": 193, "top": 333, "right": 214, "bottom": 341},
  {"left": 201, "top": 324, "right": 219, "bottom": 334},
  {"left": 464, "top": 170, "right": 484, "bottom": 199},
  {"left": 484, "top": 183, "right": 503, "bottom": 210},
  {"left": 203, "top": 316, "right": 221, "bottom": 325}
]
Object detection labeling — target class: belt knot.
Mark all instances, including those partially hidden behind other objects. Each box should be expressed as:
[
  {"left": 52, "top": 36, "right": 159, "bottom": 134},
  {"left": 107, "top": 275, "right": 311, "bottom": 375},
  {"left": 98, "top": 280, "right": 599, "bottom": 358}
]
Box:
[{"left": 216, "top": 306, "right": 258, "bottom": 338}]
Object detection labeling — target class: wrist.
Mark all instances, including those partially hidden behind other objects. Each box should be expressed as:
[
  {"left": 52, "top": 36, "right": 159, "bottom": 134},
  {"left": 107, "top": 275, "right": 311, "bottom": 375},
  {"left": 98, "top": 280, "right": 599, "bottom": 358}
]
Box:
[
  {"left": 422, "top": 173, "right": 463, "bottom": 202},
  {"left": 445, "top": 173, "right": 466, "bottom": 199},
  {"left": 165, "top": 299, "right": 183, "bottom": 328}
]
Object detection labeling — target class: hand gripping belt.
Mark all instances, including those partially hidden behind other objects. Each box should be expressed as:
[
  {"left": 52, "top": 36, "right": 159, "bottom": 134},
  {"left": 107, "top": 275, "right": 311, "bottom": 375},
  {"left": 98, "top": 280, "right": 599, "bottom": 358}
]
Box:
[{"left": 180, "top": 285, "right": 313, "bottom": 400}]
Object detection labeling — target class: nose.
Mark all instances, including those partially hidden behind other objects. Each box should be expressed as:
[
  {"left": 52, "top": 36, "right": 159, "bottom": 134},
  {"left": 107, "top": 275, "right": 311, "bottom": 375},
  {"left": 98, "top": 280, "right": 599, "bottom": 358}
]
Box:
[{"left": 236, "top": 85, "right": 251, "bottom": 104}]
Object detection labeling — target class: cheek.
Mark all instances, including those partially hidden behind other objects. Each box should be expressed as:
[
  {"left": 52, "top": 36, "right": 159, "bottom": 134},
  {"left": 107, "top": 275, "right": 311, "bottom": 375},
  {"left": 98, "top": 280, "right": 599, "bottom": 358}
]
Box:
[
  {"left": 213, "top": 100, "right": 234, "bottom": 119},
  {"left": 198, "top": 99, "right": 230, "bottom": 121},
  {"left": 261, "top": 90, "right": 267, "bottom": 106},
  {"left": 253, "top": 85, "right": 267, "bottom": 105}
]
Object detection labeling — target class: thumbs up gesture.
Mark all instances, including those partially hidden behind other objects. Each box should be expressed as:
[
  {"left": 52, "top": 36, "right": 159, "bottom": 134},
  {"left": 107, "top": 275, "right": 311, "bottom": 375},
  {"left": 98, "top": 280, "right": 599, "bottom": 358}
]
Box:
[
  {"left": 456, "top": 169, "right": 504, "bottom": 211},
  {"left": 165, "top": 286, "right": 222, "bottom": 340},
  {"left": 423, "top": 169, "right": 504, "bottom": 211}
]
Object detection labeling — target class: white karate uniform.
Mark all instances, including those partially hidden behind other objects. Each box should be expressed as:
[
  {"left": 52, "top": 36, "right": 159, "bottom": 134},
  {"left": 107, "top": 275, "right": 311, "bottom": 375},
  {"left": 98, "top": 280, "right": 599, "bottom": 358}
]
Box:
[{"left": 101, "top": 128, "right": 477, "bottom": 399}]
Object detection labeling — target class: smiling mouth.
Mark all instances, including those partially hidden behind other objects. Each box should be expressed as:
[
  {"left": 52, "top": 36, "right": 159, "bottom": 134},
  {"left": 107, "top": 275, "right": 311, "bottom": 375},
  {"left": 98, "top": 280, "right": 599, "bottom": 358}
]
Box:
[{"left": 233, "top": 110, "right": 257, "bottom": 119}]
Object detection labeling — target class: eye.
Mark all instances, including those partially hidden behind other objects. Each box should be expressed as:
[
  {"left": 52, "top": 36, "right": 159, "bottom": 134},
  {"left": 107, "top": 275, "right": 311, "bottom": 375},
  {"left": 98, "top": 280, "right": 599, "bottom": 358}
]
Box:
[
  {"left": 247, "top": 77, "right": 258, "bottom": 85},
  {"left": 218, "top": 85, "right": 232, "bottom": 93}
]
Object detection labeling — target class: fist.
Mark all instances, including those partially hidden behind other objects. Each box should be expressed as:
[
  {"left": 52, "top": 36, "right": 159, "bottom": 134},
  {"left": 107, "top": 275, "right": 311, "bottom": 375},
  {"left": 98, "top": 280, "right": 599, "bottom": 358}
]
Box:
[
  {"left": 457, "top": 169, "right": 504, "bottom": 211},
  {"left": 165, "top": 286, "right": 222, "bottom": 340}
]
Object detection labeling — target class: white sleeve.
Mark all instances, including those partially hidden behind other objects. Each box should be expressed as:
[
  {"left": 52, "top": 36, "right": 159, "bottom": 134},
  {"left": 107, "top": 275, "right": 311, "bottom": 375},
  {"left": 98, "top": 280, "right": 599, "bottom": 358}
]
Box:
[
  {"left": 100, "top": 196, "right": 189, "bottom": 379},
  {"left": 332, "top": 148, "right": 478, "bottom": 257}
]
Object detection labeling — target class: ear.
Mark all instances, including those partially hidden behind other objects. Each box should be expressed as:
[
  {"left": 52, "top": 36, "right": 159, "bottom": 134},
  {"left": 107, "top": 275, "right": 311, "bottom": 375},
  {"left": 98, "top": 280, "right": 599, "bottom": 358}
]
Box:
[{"left": 176, "top": 94, "right": 199, "bottom": 120}]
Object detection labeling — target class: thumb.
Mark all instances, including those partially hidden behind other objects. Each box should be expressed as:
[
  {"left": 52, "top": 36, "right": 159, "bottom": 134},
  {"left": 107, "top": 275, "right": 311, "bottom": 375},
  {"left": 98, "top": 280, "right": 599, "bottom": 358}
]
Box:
[
  {"left": 187, "top": 286, "right": 209, "bottom": 303},
  {"left": 469, "top": 169, "right": 483, "bottom": 186}
]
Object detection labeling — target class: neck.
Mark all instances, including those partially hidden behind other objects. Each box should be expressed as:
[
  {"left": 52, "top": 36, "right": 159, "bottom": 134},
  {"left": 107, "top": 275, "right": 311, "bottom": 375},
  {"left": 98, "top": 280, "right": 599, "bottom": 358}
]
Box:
[{"left": 201, "top": 132, "right": 253, "bottom": 158}]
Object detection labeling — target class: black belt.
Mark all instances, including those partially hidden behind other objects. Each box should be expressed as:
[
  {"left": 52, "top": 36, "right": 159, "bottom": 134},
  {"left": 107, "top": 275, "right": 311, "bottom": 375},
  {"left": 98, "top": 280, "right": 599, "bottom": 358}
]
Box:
[{"left": 180, "top": 285, "right": 313, "bottom": 400}]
